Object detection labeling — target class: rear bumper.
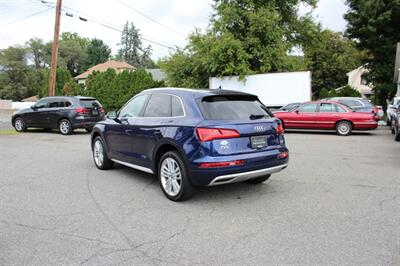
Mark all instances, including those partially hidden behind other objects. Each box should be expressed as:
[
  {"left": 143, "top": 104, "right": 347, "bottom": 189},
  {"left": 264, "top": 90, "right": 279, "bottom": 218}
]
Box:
[
  {"left": 188, "top": 148, "right": 289, "bottom": 186},
  {"left": 208, "top": 163, "right": 288, "bottom": 186},
  {"left": 353, "top": 121, "right": 378, "bottom": 130},
  {"left": 71, "top": 115, "right": 104, "bottom": 129}
]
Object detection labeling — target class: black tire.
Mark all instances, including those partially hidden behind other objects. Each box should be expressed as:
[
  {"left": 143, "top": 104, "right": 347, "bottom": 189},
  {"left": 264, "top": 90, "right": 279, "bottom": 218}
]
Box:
[
  {"left": 394, "top": 124, "right": 400, "bottom": 141},
  {"left": 92, "top": 136, "right": 113, "bottom": 170},
  {"left": 386, "top": 118, "right": 391, "bottom": 126},
  {"left": 336, "top": 121, "right": 352, "bottom": 136},
  {"left": 58, "top": 119, "right": 73, "bottom": 135},
  {"left": 391, "top": 120, "right": 396, "bottom": 134},
  {"left": 158, "top": 151, "right": 194, "bottom": 201},
  {"left": 245, "top": 174, "right": 271, "bottom": 184},
  {"left": 13, "top": 117, "right": 27, "bottom": 132}
]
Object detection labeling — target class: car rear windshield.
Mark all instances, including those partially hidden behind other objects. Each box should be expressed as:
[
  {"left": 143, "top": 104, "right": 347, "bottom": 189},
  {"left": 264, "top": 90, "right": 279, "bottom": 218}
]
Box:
[
  {"left": 199, "top": 95, "right": 272, "bottom": 120},
  {"left": 79, "top": 99, "right": 101, "bottom": 108}
]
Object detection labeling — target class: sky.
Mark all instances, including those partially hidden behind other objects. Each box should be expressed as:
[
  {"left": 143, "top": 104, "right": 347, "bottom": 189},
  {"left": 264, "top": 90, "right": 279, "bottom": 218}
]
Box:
[{"left": 0, "top": 0, "right": 349, "bottom": 60}]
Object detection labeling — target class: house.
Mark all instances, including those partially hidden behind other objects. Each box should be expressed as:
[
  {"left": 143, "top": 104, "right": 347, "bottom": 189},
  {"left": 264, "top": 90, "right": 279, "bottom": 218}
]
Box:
[
  {"left": 74, "top": 60, "right": 135, "bottom": 85},
  {"left": 394, "top": 43, "right": 400, "bottom": 96},
  {"left": 346, "top": 66, "right": 374, "bottom": 98}
]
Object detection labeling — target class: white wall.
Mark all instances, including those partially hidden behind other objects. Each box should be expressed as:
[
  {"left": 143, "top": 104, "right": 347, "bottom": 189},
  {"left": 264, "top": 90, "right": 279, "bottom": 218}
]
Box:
[
  {"left": 209, "top": 71, "right": 312, "bottom": 107},
  {"left": 12, "top": 102, "right": 35, "bottom": 110}
]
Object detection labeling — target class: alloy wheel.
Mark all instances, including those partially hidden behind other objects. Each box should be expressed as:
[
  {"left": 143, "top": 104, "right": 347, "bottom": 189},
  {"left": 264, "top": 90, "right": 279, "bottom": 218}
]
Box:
[
  {"left": 160, "top": 157, "right": 182, "bottom": 197},
  {"left": 59, "top": 121, "right": 70, "bottom": 134},
  {"left": 93, "top": 139, "right": 104, "bottom": 167},
  {"left": 15, "top": 118, "right": 24, "bottom": 131}
]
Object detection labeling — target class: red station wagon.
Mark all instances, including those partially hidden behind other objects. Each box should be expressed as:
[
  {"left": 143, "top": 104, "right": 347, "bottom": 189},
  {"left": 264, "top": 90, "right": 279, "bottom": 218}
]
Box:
[{"left": 274, "top": 101, "right": 378, "bottom": 136}]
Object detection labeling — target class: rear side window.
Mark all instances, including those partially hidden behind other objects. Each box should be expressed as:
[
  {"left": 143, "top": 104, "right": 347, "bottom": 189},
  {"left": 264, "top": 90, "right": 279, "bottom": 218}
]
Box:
[
  {"left": 171, "top": 96, "right": 184, "bottom": 117},
  {"left": 298, "top": 103, "right": 318, "bottom": 113},
  {"left": 335, "top": 104, "right": 347, "bottom": 113},
  {"left": 340, "top": 100, "right": 363, "bottom": 107},
  {"left": 143, "top": 94, "right": 171, "bottom": 117},
  {"left": 199, "top": 95, "right": 271, "bottom": 120},
  {"left": 319, "top": 103, "right": 335, "bottom": 112},
  {"left": 79, "top": 99, "right": 101, "bottom": 108},
  {"left": 48, "top": 100, "right": 72, "bottom": 108}
]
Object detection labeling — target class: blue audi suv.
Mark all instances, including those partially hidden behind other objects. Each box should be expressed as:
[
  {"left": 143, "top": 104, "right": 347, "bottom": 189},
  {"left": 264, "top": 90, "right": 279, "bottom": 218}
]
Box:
[{"left": 91, "top": 88, "right": 289, "bottom": 201}]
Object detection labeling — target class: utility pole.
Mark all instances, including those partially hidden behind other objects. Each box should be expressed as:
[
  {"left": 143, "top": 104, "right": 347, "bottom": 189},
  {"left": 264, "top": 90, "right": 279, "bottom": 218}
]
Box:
[{"left": 48, "top": 0, "right": 62, "bottom": 96}]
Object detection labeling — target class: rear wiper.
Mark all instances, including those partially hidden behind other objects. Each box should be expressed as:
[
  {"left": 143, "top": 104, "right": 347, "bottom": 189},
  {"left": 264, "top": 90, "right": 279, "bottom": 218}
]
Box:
[{"left": 249, "top": 114, "right": 266, "bottom": 120}]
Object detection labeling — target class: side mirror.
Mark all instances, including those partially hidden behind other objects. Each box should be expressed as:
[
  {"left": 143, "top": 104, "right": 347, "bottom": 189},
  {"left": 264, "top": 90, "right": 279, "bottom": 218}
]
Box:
[{"left": 107, "top": 111, "right": 117, "bottom": 119}]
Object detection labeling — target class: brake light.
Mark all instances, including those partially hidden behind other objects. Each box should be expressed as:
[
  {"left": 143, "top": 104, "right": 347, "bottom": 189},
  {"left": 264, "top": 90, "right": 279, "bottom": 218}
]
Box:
[
  {"left": 99, "top": 107, "right": 105, "bottom": 113},
  {"left": 276, "top": 124, "right": 284, "bottom": 134},
  {"left": 277, "top": 151, "right": 289, "bottom": 159},
  {"left": 196, "top": 128, "right": 240, "bottom": 142},
  {"left": 199, "top": 160, "right": 244, "bottom": 168},
  {"left": 76, "top": 107, "right": 89, "bottom": 114}
]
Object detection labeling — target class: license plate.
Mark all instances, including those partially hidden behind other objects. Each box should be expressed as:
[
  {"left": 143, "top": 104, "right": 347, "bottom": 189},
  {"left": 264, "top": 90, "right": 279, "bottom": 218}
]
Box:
[
  {"left": 92, "top": 110, "right": 99, "bottom": 116},
  {"left": 251, "top": 135, "right": 268, "bottom": 149}
]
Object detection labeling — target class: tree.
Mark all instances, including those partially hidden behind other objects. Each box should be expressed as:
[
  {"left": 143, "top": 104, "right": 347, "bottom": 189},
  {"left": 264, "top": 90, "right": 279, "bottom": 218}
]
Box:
[
  {"left": 161, "top": 0, "right": 316, "bottom": 88},
  {"left": 0, "top": 46, "right": 40, "bottom": 100},
  {"left": 335, "top": 85, "right": 361, "bottom": 97},
  {"left": 56, "top": 32, "right": 89, "bottom": 76},
  {"left": 117, "top": 22, "right": 155, "bottom": 68},
  {"left": 38, "top": 67, "right": 73, "bottom": 97},
  {"left": 303, "top": 29, "right": 365, "bottom": 98},
  {"left": 84, "top": 38, "right": 111, "bottom": 70},
  {"left": 319, "top": 88, "right": 330, "bottom": 99},
  {"left": 26, "top": 38, "right": 48, "bottom": 69},
  {"left": 344, "top": 0, "right": 400, "bottom": 107}
]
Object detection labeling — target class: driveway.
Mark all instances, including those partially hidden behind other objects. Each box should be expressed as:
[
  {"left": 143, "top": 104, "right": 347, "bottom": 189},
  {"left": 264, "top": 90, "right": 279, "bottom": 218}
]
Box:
[{"left": 0, "top": 128, "right": 399, "bottom": 265}]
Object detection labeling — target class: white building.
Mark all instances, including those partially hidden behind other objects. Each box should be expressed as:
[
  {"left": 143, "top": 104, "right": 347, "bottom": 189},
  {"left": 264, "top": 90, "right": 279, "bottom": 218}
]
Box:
[{"left": 346, "top": 66, "right": 373, "bottom": 98}]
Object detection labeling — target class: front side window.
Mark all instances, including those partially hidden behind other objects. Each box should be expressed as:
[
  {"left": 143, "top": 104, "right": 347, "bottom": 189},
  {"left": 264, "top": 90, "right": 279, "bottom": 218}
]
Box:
[
  {"left": 34, "top": 99, "right": 49, "bottom": 108},
  {"left": 319, "top": 103, "right": 335, "bottom": 113},
  {"left": 297, "top": 103, "right": 318, "bottom": 113},
  {"left": 119, "top": 95, "right": 148, "bottom": 118},
  {"left": 143, "top": 94, "right": 171, "bottom": 117}
]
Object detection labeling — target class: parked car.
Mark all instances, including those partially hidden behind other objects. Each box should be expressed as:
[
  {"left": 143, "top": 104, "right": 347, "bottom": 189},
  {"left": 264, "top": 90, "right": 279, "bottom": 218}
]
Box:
[
  {"left": 274, "top": 101, "right": 378, "bottom": 136},
  {"left": 272, "top": 102, "right": 301, "bottom": 113},
  {"left": 386, "top": 96, "right": 400, "bottom": 126},
  {"left": 12, "top": 96, "right": 105, "bottom": 135},
  {"left": 326, "top": 97, "right": 384, "bottom": 120},
  {"left": 390, "top": 101, "right": 400, "bottom": 141},
  {"left": 91, "top": 88, "right": 289, "bottom": 201}
]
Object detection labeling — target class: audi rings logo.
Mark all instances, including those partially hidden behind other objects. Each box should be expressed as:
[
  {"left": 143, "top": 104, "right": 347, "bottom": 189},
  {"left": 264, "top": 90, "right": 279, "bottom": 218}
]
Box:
[{"left": 254, "top": 125, "right": 267, "bottom": 132}]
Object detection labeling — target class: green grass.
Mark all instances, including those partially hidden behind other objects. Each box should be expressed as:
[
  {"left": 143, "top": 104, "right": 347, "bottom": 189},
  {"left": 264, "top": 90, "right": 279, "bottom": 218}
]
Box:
[{"left": 0, "top": 129, "right": 20, "bottom": 135}]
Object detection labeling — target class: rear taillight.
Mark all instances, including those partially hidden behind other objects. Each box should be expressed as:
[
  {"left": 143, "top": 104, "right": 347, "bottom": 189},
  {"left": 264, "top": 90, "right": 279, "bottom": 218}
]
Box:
[
  {"left": 277, "top": 151, "right": 289, "bottom": 159},
  {"left": 76, "top": 107, "right": 89, "bottom": 114},
  {"left": 199, "top": 160, "right": 244, "bottom": 168},
  {"left": 196, "top": 128, "right": 240, "bottom": 142},
  {"left": 276, "top": 124, "right": 284, "bottom": 135},
  {"left": 99, "top": 107, "right": 105, "bottom": 113}
]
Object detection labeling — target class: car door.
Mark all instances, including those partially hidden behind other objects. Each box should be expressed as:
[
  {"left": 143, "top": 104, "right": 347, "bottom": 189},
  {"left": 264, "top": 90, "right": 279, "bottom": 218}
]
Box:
[
  {"left": 105, "top": 94, "right": 148, "bottom": 164},
  {"left": 316, "top": 103, "right": 340, "bottom": 129},
  {"left": 131, "top": 93, "right": 171, "bottom": 170},
  {"left": 25, "top": 98, "right": 50, "bottom": 127},
  {"left": 287, "top": 103, "right": 319, "bottom": 129},
  {"left": 47, "top": 99, "right": 64, "bottom": 128}
]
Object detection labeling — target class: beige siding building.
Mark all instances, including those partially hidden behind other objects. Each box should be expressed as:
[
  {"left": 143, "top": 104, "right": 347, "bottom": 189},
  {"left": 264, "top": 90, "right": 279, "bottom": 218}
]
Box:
[{"left": 346, "top": 66, "right": 373, "bottom": 98}]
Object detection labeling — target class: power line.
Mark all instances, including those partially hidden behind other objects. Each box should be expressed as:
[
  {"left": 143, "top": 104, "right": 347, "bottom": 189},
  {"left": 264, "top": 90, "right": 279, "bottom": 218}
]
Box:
[
  {"left": 0, "top": 7, "right": 54, "bottom": 27},
  {"left": 31, "top": 0, "right": 176, "bottom": 50},
  {"left": 115, "top": 0, "right": 186, "bottom": 38}
]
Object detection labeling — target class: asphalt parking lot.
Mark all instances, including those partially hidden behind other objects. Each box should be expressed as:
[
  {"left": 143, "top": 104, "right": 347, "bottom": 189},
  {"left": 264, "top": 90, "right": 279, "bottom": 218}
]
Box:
[{"left": 0, "top": 127, "right": 399, "bottom": 265}]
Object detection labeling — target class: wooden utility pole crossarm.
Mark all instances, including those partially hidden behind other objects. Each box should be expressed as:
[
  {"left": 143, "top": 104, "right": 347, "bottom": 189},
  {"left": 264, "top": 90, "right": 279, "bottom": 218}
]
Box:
[{"left": 49, "top": 0, "right": 62, "bottom": 96}]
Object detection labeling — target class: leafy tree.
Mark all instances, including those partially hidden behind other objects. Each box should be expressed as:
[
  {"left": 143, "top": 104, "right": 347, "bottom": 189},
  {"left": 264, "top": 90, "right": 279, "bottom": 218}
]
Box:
[
  {"left": 161, "top": 0, "right": 316, "bottom": 88},
  {"left": 82, "top": 69, "right": 161, "bottom": 110},
  {"left": 344, "top": 0, "right": 400, "bottom": 107},
  {"left": 117, "top": 22, "right": 155, "bottom": 68},
  {"left": 0, "top": 46, "right": 40, "bottom": 100},
  {"left": 84, "top": 38, "right": 111, "bottom": 70},
  {"left": 304, "top": 29, "right": 365, "bottom": 98},
  {"left": 56, "top": 32, "right": 90, "bottom": 76},
  {"left": 319, "top": 88, "right": 330, "bottom": 99},
  {"left": 334, "top": 85, "right": 361, "bottom": 97},
  {"left": 26, "top": 38, "right": 48, "bottom": 69},
  {"left": 38, "top": 67, "right": 73, "bottom": 97}
]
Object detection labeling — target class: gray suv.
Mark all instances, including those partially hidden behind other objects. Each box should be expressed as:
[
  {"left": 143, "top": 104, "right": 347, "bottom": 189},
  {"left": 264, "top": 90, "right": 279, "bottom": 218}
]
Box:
[{"left": 11, "top": 96, "right": 105, "bottom": 135}]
